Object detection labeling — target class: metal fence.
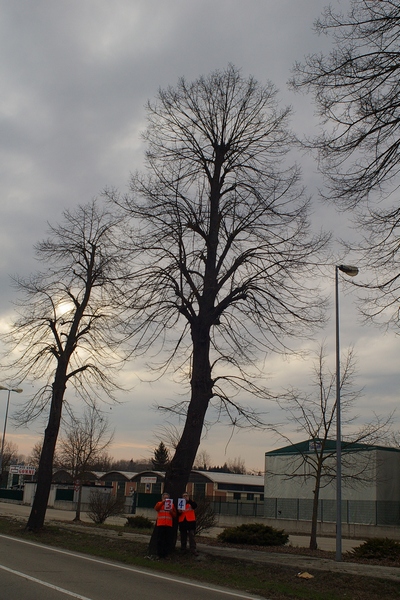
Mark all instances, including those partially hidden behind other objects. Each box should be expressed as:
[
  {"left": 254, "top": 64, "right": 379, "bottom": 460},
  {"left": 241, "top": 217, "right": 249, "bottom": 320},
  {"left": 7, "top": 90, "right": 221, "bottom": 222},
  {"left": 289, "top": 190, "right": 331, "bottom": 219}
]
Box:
[
  {"left": 265, "top": 498, "right": 400, "bottom": 527},
  {"left": 207, "top": 498, "right": 265, "bottom": 518},
  {"left": 0, "top": 489, "right": 23, "bottom": 502},
  {"left": 136, "top": 494, "right": 265, "bottom": 517}
]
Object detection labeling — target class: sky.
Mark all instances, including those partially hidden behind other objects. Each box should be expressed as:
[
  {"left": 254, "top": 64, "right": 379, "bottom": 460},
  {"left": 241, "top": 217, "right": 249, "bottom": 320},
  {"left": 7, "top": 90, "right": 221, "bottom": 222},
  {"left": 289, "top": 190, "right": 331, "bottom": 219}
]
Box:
[{"left": 0, "top": 0, "right": 398, "bottom": 473}]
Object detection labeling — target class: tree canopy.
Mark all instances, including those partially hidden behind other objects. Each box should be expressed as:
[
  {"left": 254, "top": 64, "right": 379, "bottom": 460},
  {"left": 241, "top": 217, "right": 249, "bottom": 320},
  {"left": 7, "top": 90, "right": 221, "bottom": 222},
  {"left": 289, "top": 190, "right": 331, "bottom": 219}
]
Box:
[
  {"left": 291, "top": 0, "right": 400, "bottom": 333},
  {"left": 2, "top": 199, "right": 130, "bottom": 530},
  {"left": 110, "top": 65, "right": 329, "bottom": 497}
]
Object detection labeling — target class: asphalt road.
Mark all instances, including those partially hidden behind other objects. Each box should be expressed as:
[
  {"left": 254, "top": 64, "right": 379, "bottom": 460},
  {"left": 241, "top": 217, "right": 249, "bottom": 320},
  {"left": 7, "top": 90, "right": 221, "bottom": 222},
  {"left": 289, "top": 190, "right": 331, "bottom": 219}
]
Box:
[{"left": 0, "top": 533, "right": 264, "bottom": 600}]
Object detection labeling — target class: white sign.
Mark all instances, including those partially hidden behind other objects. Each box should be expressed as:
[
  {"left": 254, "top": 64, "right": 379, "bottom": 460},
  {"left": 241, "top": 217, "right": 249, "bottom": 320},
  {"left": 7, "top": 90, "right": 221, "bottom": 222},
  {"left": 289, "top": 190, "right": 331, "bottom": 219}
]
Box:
[
  {"left": 9, "top": 465, "right": 36, "bottom": 475},
  {"left": 141, "top": 476, "right": 157, "bottom": 484},
  {"left": 177, "top": 498, "right": 186, "bottom": 511},
  {"left": 164, "top": 498, "right": 173, "bottom": 510}
]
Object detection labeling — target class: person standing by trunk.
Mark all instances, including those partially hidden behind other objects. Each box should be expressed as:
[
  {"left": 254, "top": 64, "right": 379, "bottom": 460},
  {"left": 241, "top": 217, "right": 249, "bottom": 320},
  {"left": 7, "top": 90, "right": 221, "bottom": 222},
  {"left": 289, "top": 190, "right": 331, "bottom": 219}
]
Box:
[
  {"left": 178, "top": 492, "right": 198, "bottom": 555},
  {"left": 154, "top": 492, "right": 176, "bottom": 559}
]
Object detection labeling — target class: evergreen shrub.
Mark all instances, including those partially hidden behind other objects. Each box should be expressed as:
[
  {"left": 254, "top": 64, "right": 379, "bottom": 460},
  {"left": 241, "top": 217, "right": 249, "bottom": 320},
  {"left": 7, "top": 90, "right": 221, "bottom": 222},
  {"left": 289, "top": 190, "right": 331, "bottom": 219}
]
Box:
[
  {"left": 217, "top": 523, "right": 288, "bottom": 546},
  {"left": 125, "top": 515, "right": 153, "bottom": 529},
  {"left": 351, "top": 538, "right": 400, "bottom": 560}
]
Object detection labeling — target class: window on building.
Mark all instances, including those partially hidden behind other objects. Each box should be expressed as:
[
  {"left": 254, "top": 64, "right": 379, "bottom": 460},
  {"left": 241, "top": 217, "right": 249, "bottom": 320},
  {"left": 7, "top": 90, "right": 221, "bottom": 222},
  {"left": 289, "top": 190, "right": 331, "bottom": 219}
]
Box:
[
  {"left": 247, "top": 493, "right": 254, "bottom": 501},
  {"left": 233, "top": 492, "right": 241, "bottom": 500}
]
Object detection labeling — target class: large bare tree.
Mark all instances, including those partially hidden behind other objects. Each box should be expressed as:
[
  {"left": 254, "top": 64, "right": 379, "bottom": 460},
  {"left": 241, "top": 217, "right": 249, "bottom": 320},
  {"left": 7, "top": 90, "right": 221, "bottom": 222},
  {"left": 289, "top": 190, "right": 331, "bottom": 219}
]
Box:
[
  {"left": 2, "top": 200, "right": 129, "bottom": 531},
  {"left": 291, "top": 0, "right": 400, "bottom": 332},
  {"left": 110, "top": 65, "right": 330, "bottom": 499}
]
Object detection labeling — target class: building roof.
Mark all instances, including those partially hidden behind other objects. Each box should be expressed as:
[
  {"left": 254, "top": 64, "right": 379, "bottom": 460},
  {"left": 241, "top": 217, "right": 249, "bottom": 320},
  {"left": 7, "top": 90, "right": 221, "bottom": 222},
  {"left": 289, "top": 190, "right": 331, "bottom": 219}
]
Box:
[
  {"left": 265, "top": 439, "right": 400, "bottom": 456},
  {"left": 191, "top": 470, "right": 264, "bottom": 486},
  {"left": 52, "top": 468, "right": 264, "bottom": 488}
]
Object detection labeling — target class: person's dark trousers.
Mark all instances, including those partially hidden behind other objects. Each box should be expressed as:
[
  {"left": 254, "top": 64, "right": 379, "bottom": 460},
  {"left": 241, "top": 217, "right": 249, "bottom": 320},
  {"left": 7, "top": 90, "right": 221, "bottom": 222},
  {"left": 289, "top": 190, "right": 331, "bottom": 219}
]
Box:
[
  {"left": 157, "top": 526, "right": 173, "bottom": 558},
  {"left": 179, "top": 522, "right": 197, "bottom": 552}
]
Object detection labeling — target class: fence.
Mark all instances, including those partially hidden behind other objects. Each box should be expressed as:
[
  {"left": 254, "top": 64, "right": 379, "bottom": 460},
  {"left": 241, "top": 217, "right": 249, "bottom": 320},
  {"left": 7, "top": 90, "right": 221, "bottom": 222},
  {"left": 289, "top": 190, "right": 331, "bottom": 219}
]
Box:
[
  {"left": 265, "top": 498, "right": 400, "bottom": 527},
  {"left": 0, "top": 489, "right": 23, "bottom": 502}
]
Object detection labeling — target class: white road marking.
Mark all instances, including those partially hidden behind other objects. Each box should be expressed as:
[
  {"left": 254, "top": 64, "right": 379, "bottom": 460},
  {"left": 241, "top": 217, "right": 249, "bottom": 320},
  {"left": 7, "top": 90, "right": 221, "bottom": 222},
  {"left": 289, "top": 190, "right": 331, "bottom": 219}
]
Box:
[
  {"left": 0, "top": 533, "right": 263, "bottom": 599},
  {"left": 0, "top": 563, "right": 93, "bottom": 599}
]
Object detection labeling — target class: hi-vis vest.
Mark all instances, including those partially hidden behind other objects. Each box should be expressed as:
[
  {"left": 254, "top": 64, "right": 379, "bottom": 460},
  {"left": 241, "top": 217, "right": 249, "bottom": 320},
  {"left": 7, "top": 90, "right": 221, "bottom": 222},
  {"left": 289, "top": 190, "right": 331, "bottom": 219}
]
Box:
[
  {"left": 178, "top": 502, "right": 196, "bottom": 523},
  {"left": 155, "top": 501, "right": 176, "bottom": 526}
]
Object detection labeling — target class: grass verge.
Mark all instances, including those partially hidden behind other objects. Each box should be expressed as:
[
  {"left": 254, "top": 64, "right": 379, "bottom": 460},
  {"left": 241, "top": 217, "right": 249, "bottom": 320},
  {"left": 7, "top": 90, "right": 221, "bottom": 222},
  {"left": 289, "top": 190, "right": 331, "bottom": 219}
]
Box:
[{"left": 0, "top": 517, "right": 399, "bottom": 600}]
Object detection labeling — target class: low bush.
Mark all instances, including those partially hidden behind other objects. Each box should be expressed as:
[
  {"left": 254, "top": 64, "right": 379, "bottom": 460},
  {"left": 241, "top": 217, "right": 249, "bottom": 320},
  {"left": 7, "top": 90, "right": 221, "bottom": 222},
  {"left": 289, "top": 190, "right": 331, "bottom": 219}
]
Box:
[
  {"left": 351, "top": 537, "right": 400, "bottom": 560},
  {"left": 125, "top": 515, "right": 153, "bottom": 529},
  {"left": 195, "top": 499, "right": 218, "bottom": 535},
  {"left": 86, "top": 491, "right": 125, "bottom": 525},
  {"left": 217, "top": 523, "right": 288, "bottom": 546}
]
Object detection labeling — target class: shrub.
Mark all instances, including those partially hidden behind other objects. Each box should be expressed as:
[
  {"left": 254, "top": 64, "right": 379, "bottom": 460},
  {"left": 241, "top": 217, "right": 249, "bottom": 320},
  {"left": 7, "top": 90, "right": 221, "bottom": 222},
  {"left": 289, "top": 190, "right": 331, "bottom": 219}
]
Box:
[
  {"left": 351, "top": 538, "right": 400, "bottom": 560},
  {"left": 195, "top": 499, "right": 218, "bottom": 535},
  {"left": 125, "top": 515, "right": 153, "bottom": 530},
  {"left": 217, "top": 523, "right": 288, "bottom": 546},
  {"left": 86, "top": 490, "right": 125, "bottom": 525}
]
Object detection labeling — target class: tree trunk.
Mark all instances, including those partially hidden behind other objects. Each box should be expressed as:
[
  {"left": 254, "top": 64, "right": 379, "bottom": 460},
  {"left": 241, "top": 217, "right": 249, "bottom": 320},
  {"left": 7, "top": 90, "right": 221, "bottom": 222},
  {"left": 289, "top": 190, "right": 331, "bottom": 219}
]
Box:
[
  {"left": 74, "top": 484, "right": 82, "bottom": 521},
  {"left": 309, "top": 469, "right": 322, "bottom": 550},
  {"left": 148, "top": 325, "right": 213, "bottom": 554},
  {"left": 26, "top": 380, "right": 65, "bottom": 532}
]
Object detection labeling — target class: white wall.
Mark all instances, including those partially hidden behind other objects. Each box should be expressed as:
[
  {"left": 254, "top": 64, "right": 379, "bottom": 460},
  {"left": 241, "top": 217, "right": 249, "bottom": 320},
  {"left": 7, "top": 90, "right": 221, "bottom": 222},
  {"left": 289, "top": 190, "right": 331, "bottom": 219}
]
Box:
[{"left": 264, "top": 449, "right": 392, "bottom": 502}]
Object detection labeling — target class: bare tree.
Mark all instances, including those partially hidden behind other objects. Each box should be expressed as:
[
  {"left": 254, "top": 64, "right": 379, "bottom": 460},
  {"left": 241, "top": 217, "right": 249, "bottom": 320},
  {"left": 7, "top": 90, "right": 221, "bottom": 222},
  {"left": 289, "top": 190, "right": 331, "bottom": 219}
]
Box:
[
  {"left": 109, "top": 65, "right": 330, "bottom": 500},
  {"left": 0, "top": 440, "right": 19, "bottom": 482},
  {"left": 27, "top": 441, "right": 61, "bottom": 471},
  {"left": 1, "top": 199, "right": 130, "bottom": 531},
  {"left": 227, "top": 456, "right": 247, "bottom": 474},
  {"left": 86, "top": 489, "right": 125, "bottom": 525},
  {"left": 271, "top": 344, "right": 392, "bottom": 550},
  {"left": 291, "top": 0, "right": 400, "bottom": 332},
  {"left": 193, "top": 448, "right": 212, "bottom": 471},
  {"left": 89, "top": 452, "right": 114, "bottom": 472},
  {"left": 110, "top": 458, "right": 152, "bottom": 471},
  {"left": 57, "top": 406, "right": 114, "bottom": 520}
]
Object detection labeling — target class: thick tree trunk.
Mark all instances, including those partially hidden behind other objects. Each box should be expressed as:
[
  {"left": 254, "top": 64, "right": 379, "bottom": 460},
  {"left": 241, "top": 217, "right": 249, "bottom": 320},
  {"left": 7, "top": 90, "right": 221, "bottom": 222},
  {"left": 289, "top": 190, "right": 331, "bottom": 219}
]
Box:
[
  {"left": 148, "top": 326, "right": 213, "bottom": 554},
  {"left": 26, "top": 380, "right": 65, "bottom": 532}
]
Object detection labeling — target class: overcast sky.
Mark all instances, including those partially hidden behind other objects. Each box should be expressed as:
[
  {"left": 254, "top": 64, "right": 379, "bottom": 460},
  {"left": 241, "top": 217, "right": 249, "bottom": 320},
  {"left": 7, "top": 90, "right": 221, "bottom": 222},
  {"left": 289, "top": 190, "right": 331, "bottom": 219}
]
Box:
[{"left": 0, "top": 0, "right": 398, "bottom": 473}]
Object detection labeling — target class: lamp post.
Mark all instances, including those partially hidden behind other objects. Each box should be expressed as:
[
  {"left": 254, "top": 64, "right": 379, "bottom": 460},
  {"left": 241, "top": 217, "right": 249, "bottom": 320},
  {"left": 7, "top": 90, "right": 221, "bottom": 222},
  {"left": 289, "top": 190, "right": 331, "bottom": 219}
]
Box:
[
  {"left": 335, "top": 265, "right": 358, "bottom": 562},
  {"left": 0, "top": 386, "right": 23, "bottom": 480}
]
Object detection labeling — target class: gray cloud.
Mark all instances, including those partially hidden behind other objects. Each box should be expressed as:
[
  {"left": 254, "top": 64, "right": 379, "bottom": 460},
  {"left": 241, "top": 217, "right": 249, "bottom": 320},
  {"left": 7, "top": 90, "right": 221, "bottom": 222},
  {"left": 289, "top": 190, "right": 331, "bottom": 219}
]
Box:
[{"left": 0, "top": 0, "right": 398, "bottom": 471}]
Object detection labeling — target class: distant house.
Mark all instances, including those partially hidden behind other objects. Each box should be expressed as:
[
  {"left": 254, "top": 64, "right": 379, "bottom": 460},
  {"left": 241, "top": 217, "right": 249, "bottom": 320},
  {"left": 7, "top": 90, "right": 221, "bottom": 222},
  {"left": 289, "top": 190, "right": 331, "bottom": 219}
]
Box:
[
  {"left": 51, "top": 468, "right": 264, "bottom": 503},
  {"left": 264, "top": 440, "right": 400, "bottom": 526}
]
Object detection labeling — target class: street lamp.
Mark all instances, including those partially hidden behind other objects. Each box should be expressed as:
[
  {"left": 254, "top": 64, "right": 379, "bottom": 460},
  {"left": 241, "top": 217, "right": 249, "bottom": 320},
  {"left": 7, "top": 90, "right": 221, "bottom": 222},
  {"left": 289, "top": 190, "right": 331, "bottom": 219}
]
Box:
[
  {"left": 0, "top": 386, "right": 23, "bottom": 480},
  {"left": 335, "top": 265, "right": 358, "bottom": 562}
]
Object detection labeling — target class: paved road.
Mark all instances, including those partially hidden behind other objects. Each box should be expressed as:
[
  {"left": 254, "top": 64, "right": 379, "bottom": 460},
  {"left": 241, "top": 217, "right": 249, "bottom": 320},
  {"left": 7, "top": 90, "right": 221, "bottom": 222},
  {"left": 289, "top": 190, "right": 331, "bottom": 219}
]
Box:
[{"left": 0, "top": 533, "right": 264, "bottom": 600}]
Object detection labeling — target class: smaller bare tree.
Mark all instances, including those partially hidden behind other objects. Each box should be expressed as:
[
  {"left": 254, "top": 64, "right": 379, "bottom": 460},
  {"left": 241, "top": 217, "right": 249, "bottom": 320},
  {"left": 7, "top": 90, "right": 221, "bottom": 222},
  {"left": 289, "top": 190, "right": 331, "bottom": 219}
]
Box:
[
  {"left": 87, "top": 489, "right": 125, "bottom": 525},
  {"left": 193, "top": 449, "right": 212, "bottom": 471},
  {"left": 0, "top": 440, "right": 19, "bottom": 483},
  {"left": 227, "top": 457, "right": 247, "bottom": 474},
  {"left": 271, "top": 344, "right": 392, "bottom": 550},
  {"left": 27, "top": 441, "right": 61, "bottom": 470},
  {"left": 57, "top": 406, "right": 114, "bottom": 521}
]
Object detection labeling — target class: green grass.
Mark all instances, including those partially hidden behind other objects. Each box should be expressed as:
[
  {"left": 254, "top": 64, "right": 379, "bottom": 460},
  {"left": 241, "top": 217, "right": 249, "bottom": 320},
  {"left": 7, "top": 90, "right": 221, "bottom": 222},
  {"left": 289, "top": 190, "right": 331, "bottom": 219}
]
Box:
[{"left": 0, "top": 517, "right": 399, "bottom": 600}]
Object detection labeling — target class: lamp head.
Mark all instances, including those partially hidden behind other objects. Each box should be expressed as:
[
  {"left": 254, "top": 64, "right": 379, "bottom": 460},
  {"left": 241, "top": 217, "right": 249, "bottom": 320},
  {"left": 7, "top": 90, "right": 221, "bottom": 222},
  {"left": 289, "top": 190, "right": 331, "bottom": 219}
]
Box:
[{"left": 338, "top": 264, "right": 359, "bottom": 277}]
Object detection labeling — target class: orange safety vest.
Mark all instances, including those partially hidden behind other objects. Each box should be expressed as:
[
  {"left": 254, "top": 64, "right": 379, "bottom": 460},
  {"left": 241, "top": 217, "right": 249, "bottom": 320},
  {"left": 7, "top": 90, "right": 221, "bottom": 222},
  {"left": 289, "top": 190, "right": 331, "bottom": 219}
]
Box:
[
  {"left": 155, "top": 501, "right": 176, "bottom": 526},
  {"left": 178, "top": 501, "right": 196, "bottom": 523}
]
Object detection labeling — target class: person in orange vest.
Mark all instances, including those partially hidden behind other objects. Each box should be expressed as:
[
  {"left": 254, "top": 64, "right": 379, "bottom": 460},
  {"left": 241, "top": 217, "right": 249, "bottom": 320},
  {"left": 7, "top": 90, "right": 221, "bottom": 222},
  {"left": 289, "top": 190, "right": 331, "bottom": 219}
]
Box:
[
  {"left": 154, "top": 492, "right": 177, "bottom": 559},
  {"left": 178, "top": 491, "right": 198, "bottom": 555}
]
